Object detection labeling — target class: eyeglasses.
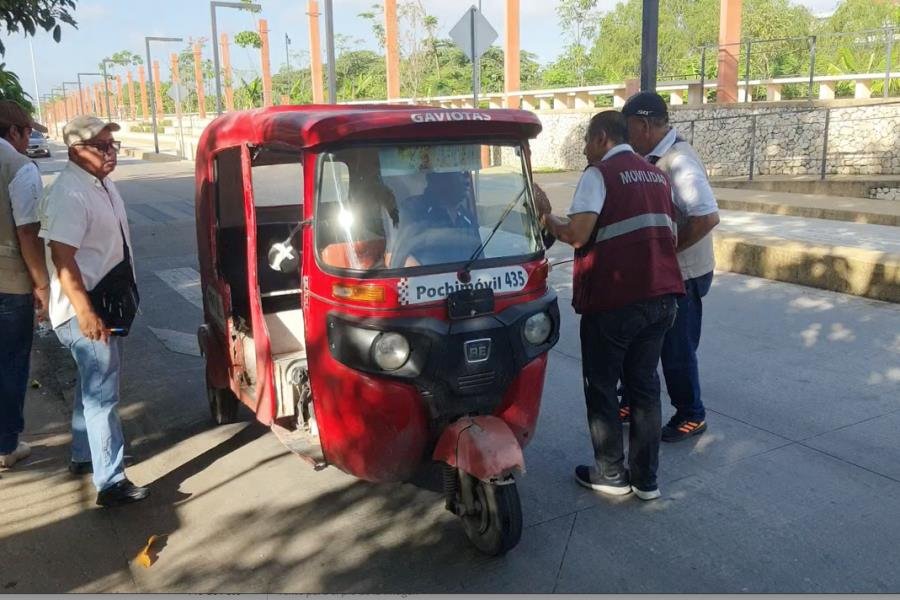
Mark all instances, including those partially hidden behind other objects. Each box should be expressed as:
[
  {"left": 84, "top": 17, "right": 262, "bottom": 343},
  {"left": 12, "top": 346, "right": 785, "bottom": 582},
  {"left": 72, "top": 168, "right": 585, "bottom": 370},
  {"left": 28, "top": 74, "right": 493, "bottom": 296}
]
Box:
[{"left": 77, "top": 140, "right": 121, "bottom": 154}]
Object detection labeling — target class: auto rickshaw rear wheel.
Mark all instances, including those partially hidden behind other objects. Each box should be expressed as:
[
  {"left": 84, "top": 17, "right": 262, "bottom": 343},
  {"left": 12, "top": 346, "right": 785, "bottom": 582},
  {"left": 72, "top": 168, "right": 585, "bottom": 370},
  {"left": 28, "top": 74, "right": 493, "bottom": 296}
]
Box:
[
  {"left": 458, "top": 473, "right": 523, "bottom": 556},
  {"left": 206, "top": 379, "right": 239, "bottom": 425}
]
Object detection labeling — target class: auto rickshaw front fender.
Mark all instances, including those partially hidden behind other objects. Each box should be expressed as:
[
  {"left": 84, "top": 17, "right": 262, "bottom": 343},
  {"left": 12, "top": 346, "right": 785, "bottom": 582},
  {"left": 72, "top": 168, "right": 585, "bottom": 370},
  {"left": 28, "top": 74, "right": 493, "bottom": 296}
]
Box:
[{"left": 433, "top": 416, "right": 525, "bottom": 483}]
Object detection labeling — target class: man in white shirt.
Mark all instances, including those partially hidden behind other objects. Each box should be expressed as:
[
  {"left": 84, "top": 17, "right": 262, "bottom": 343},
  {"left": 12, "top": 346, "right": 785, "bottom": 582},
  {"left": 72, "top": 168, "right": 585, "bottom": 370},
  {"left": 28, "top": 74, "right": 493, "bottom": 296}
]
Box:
[
  {"left": 622, "top": 92, "right": 720, "bottom": 443},
  {"left": 0, "top": 101, "right": 50, "bottom": 469},
  {"left": 40, "top": 115, "right": 148, "bottom": 506}
]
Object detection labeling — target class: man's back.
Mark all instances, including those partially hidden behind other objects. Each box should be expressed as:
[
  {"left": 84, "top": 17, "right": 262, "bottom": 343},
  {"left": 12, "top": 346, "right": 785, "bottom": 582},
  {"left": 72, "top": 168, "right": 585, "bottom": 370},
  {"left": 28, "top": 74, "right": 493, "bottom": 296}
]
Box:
[
  {"left": 0, "top": 140, "right": 35, "bottom": 294},
  {"left": 653, "top": 136, "right": 718, "bottom": 281},
  {"left": 572, "top": 151, "right": 684, "bottom": 314}
]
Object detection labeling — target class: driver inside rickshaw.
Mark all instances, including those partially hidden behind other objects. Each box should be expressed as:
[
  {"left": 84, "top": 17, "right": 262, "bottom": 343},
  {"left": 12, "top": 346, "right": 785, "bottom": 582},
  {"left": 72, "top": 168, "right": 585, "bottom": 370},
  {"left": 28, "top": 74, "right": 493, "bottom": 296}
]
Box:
[{"left": 386, "top": 170, "right": 481, "bottom": 268}]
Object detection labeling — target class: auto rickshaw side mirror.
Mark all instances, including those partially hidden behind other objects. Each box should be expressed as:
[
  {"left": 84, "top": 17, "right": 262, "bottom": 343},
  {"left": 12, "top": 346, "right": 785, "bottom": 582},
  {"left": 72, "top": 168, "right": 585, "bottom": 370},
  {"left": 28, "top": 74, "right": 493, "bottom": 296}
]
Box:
[
  {"left": 267, "top": 218, "right": 311, "bottom": 273},
  {"left": 268, "top": 240, "right": 299, "bottom": 273}
]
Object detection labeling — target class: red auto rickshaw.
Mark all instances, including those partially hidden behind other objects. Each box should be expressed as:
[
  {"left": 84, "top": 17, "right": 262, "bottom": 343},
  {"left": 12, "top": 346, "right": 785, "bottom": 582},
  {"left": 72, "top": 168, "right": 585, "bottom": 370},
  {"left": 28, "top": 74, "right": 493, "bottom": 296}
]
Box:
[{"left": 195, "top": 105, "right": 559, "bottom": 555}]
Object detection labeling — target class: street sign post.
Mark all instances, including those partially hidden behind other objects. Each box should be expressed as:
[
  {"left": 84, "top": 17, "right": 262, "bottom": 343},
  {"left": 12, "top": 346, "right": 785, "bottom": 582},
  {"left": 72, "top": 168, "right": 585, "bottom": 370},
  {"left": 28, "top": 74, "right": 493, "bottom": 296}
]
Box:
[{"left": 450, "top": 6, "right": 497, "bottom": 106}]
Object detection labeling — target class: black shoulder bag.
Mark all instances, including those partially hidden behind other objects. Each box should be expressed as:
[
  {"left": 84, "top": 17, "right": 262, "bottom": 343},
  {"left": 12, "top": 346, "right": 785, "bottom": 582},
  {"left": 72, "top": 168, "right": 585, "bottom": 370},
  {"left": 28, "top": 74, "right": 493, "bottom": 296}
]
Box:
[{"left": 87, "top": 186, "right": 140, "bottom": 335}]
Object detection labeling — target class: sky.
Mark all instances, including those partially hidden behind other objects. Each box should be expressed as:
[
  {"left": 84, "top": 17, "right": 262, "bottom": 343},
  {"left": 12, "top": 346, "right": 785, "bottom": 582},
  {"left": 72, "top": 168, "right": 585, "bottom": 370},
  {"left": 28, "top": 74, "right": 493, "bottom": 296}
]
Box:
[{"left": 4, "top": 0, "right": 843, "bottom": 104}]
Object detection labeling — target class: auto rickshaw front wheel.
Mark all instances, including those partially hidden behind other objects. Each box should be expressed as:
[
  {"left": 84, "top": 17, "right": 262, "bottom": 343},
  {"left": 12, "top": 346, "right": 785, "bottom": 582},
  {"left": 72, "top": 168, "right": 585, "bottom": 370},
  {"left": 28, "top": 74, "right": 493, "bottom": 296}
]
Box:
[
  {"left": 206, "top": 378, "right": 239, "bottom": 425},
  {"left": 458, "top": 472, "right": 523, "bottom": 556}
]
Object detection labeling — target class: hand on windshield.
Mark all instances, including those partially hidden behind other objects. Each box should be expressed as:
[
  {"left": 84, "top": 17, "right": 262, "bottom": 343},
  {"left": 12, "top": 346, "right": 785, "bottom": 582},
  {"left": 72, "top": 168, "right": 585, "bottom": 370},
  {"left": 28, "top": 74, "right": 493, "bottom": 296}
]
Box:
[{"left": 533, "top": 183, "right": 552, "bottom": 217}]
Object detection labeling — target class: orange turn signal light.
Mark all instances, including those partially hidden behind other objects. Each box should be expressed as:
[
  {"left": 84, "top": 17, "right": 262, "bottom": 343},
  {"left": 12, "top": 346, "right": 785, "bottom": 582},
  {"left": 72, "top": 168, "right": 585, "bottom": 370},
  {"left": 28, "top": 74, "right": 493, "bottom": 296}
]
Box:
[{"left": 332, "top": 283, "right": 386, "bottom": 303}]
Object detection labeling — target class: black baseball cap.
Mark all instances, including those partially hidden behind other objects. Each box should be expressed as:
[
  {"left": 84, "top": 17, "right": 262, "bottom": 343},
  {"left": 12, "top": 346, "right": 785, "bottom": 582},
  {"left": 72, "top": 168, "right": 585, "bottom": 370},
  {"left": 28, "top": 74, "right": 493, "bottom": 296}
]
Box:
[{"left": 621, "top": 91, "right": 669, "bottom": 119}]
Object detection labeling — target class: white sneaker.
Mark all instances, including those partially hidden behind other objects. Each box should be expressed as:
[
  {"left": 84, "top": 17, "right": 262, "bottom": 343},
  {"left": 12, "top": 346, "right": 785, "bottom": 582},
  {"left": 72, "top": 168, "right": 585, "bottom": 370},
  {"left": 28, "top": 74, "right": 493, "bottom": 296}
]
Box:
[
  {"left": 631, "top": 485, "right": 661, "bottom": 501},
  {"left": 0, "top": 441, "right": 31, "bottom": 468}
]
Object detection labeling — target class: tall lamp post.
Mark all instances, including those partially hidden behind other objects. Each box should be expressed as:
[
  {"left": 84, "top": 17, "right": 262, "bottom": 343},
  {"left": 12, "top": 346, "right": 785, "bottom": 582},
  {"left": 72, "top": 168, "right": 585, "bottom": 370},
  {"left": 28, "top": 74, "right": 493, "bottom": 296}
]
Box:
[
  {"left": 323, "top": 0, "right": 336, "bottom": 103},
  {"left": 76, "top": 72, "right": 104, "bottom": 114},
  {"left": 210, "top": 1, "right": 262, "bottom": 115},
  {"left": 145, "top": 36, "right": 184, "bottom": 154},
  {"left": 640, "top": 0, "right": 660, "bottom": 92}
]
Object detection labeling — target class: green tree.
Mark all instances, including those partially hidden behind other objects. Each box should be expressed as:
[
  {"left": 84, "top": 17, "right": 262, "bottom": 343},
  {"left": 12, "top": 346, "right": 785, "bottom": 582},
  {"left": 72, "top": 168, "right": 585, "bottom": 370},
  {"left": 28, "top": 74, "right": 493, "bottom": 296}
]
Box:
[
  {"left": 0, "top": 0, "right": 78, "bottom": 111},
  {"left": 0, "top": 64, "right": 33, "bottom": 108},
  {"left": 554, "top": 0, "right": 601, "bottom": 86},
  {"left": 585, "top": 0, "right": 814, "bottom": 88},
  {"left": 816, "top": 0, "right": 900, "bottom": 95},
  {"left": 234, "top": 76, "right": 262, "bottom": 108},
  {"left": 234, "top": 30, "right": 262, "bottom": 49},
  {"left": 273, "top": 65, "right": 312, "bottom": 104},
  {"left": 105, "top": 49, "right": 143, "bottom": 68},
  {"left": 821, "top": 0, "right": 899, "bottom": 34},
  {"left": 0, "top": 0, "right": 77, "bottom": 55},
  {"left": 335, "top": 49, "right": 386, "bottom": 100},
  {"left": 172, "top": 39, "right": 215, "bottom": 112}
]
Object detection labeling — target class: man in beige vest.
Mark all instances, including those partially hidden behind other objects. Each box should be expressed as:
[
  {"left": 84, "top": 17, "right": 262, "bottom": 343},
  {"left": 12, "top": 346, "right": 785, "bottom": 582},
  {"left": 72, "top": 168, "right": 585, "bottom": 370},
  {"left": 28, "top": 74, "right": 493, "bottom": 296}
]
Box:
[{"left": 0, "top": 101, "right": 50, "bottom": 469}]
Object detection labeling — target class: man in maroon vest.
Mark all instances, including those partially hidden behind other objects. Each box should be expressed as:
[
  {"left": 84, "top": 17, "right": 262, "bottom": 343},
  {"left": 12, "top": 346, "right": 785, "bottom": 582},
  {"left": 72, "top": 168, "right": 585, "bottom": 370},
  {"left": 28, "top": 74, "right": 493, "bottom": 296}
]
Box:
[{"left": 537, "top": 111, "right": 684, "bottom": 500}]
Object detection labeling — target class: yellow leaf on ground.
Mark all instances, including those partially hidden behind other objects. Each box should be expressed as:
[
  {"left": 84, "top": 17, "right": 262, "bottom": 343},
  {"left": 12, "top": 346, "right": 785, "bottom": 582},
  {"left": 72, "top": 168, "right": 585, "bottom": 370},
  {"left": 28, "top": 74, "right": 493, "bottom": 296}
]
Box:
[{"left": 135, "top": 535, "right": 159, "bottom": 568}]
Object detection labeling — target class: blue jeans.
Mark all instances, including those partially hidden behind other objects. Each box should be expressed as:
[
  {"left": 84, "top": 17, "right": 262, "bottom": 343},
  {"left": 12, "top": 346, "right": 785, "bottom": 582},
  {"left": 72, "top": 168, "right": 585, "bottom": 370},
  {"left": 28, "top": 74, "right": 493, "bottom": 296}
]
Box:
[
  {"left": 660, "top": 271, "right": 714, "bottom": 422},
  {"left": 55, "top": 317, "right": 126, "bottom": 491},
  {"left": 0, "top": 293, "right": 33, "bottom": 454},
  {"left": 580, "top": 295, "right": 678, "bottom": 489}
]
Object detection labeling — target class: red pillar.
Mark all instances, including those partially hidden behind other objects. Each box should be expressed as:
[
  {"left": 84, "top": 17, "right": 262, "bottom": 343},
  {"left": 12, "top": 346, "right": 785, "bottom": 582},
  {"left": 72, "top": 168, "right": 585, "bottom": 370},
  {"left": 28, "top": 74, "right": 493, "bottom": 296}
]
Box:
[
  {"left": 138, "top": 65, "right": 149, "bottom": 120},
  {"left": 716, "top": 0, "right": 743, "bottom": 103},
  {"left": 152, "top": 60, "right": 164, "bottom": 119},
  {"left": 259, "top": 19, "right": 273, "bottom": 107},
  {"left": 115, "top": 75, "right": 124, "bottom": 119},
  {"left": 127, "top": 71, "right": 137, "bottom": 120},
  {"left": 220, "top": 33, "right": 235, "bottom": 111},
  {"left": 385, "top": 0, "right": 400, "bottom": 100},
  {"left": 193, "top": 43, "right": 207, "bottom": 118},
  {"left": 307, "top": 0, "right": 324, "bottom": 103},
  {"left": 504, "top": 0, "right": 521, "bottom": 109}
]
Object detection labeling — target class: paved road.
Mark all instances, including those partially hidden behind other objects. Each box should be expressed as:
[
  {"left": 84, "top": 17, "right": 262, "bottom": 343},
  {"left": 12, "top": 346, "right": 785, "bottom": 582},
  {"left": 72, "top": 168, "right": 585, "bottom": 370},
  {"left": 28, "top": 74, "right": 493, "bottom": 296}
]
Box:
[{"left": 1, "top": 159, "right": 899, "bottom": 593}]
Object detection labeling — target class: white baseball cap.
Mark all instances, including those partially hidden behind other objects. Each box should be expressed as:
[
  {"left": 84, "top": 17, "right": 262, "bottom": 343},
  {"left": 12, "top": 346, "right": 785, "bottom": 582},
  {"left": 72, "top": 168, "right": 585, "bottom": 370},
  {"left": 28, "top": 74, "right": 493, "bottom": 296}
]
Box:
[{"left": 62, "top": 115, "right": 121, "bottom": 147}]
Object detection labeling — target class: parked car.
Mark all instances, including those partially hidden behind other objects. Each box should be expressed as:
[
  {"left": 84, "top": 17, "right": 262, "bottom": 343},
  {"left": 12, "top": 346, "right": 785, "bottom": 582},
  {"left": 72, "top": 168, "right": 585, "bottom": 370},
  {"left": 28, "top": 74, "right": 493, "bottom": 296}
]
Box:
[{"left": 26, "top": 130, "right": 50, "bottom": 158}]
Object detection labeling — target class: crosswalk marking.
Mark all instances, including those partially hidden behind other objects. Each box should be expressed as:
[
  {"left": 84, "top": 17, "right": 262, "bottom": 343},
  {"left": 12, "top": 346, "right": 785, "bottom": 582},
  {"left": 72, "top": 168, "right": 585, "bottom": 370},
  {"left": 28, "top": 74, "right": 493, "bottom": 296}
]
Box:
[{"left": 154, "top": 267, "right": 203, "bottom": 309}]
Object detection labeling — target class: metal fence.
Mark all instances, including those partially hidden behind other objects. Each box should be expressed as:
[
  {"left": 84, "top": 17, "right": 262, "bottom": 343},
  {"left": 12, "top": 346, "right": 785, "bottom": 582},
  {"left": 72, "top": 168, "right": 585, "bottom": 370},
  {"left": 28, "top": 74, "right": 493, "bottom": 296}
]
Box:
[
  {"left": 683, "top": 26, "right": 899, "bottom": 101},
  {"left": 672, "top": 99, "right": 900, "bottom": 180}
]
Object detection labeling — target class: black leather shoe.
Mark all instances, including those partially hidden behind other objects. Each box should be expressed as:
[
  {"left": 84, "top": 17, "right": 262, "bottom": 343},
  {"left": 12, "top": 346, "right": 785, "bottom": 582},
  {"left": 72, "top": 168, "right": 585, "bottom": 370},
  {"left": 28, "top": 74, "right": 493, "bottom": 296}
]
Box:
[
  {"left": 96, "top": 479, "right": 149, "bottom": 507},
  {"left": 68, "top": 460, "right": 93, "bottom": 475}
]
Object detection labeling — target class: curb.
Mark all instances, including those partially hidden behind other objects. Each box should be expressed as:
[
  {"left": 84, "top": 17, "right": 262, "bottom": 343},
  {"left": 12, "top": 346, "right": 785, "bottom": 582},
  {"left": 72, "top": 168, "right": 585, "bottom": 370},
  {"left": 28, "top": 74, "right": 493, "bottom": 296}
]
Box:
[
  {"left": 714, "top": 233, "right": 900, "bottom": 303},
  {"left": 120, "top": 146, "right": 184, "bottom": 162},
  {"left": 715, "top": 197, "right": 900, "bottom": 227}
]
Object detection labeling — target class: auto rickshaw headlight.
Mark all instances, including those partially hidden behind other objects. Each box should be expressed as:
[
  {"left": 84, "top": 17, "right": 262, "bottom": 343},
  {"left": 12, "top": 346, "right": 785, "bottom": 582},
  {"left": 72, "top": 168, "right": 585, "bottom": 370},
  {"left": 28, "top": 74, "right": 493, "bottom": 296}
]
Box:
[
  {"left": 372, "top": 332, "right": 411, "bottom": 371},
  {"left": 523, "top": 312, "right": 553, "bottom": 346}
]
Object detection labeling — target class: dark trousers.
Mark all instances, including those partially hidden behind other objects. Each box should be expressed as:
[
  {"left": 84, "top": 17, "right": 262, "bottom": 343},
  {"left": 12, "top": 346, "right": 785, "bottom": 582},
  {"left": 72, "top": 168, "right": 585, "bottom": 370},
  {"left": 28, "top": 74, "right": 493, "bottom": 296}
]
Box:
[
  {"left": 0, "top": 292, "right": 33, "bottom": 454},
  {"left": 660, "top": 271, "right": 713, "bottom": 421},
  {"left": 580, "top": 295, "right": 677, "bottom": 489}
]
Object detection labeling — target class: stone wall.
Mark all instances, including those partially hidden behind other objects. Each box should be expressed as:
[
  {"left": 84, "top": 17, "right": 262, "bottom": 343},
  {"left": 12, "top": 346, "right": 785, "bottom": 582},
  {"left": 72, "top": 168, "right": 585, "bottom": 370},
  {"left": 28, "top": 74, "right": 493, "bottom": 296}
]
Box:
[
  {"left": 870, "top": 186, "right": 900, "bottom": 201},
  {"left": 525, "top": 100, "right": 900, "bottom": 179}
]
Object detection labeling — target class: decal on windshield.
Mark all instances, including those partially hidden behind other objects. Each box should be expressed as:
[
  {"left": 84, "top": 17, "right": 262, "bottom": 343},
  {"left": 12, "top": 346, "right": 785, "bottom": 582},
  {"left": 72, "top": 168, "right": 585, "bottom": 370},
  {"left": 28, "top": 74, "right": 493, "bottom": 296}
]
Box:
[{"left": 398, "top": 266, "right": 528, "bottom": 305}]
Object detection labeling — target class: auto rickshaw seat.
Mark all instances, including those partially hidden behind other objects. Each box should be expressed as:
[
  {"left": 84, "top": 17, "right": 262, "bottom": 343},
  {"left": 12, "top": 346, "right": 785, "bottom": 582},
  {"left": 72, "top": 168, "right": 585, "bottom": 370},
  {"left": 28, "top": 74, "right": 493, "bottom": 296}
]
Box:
[{"left": 321, "top": 238, "right": 386, "bottom": 270}]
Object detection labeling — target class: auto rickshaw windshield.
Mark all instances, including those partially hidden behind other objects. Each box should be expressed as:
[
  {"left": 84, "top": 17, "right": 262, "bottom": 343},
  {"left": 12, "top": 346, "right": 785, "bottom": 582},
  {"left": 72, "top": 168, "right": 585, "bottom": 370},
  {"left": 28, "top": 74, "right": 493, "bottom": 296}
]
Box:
[{"left": 315, "top": 142, "right": 541, "bottom": 272}]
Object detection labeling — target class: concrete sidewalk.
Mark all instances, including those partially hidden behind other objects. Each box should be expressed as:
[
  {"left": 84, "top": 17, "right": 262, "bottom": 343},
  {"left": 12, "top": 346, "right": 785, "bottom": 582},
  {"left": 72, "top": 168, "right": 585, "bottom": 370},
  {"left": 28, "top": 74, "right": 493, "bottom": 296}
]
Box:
[
  {"left": 535, "top": 172, "right": 900, "bottom": 303},
  {"left": 713, "top": 186, "right": 900, "bottom": 227}
]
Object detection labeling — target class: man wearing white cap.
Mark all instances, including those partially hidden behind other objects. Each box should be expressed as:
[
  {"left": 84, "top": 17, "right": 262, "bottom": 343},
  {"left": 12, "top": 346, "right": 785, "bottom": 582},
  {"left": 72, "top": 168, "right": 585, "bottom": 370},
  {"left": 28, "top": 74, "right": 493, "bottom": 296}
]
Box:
[
  {"left": 40, "top": 115, "right": 148, "bottom": 506},
  {"left": 0, "top": 100, "right": 51, "bottom": 469}
]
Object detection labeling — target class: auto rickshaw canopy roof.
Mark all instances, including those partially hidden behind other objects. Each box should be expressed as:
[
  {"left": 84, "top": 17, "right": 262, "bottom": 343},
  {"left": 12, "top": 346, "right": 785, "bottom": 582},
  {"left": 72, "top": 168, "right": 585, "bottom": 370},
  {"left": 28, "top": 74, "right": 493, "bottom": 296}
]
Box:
[{"left": 196, "top": 105, "right": 543, "bottom": 156}]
